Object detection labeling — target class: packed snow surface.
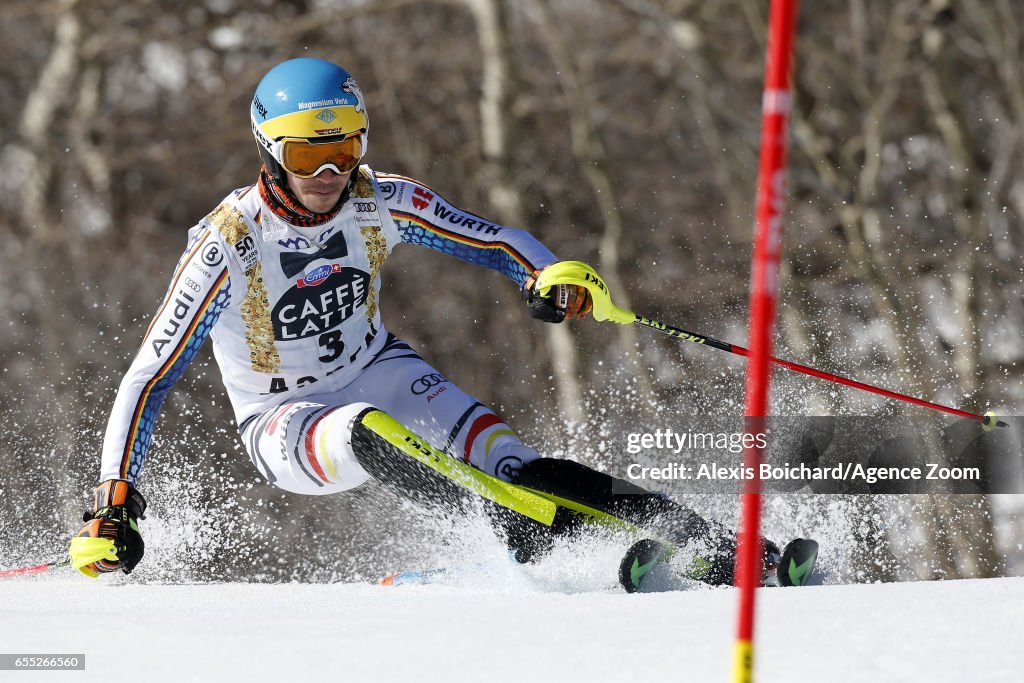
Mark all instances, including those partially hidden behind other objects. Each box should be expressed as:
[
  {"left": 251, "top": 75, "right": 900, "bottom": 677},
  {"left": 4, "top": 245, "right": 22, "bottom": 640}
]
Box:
[{"left": 2, "top": 575, "right": 1022, "bottom": 682}]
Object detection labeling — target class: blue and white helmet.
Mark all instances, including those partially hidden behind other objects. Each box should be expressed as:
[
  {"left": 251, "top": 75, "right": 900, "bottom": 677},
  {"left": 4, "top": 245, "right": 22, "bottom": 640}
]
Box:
[{"left": 250, "top": 58, "right": 369, "bottom": 182}]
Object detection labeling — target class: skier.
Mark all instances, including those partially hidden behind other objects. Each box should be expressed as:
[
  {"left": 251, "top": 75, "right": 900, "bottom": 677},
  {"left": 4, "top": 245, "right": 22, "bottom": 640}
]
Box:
[{"left": 71, "top": 58, "right": 790, "bottom": 589}]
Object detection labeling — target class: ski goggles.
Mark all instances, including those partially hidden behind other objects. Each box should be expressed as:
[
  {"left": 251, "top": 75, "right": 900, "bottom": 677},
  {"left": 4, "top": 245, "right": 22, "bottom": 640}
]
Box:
[{"left": 274, "top": 133, "right": 365, "bottom": 178}]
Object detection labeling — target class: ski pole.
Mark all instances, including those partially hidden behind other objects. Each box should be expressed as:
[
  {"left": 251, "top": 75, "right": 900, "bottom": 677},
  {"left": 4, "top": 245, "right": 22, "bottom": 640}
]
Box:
[
  {"left": 0, "top": 556, "right": 70, "bottom": 580},
  {"left": 534, "top": 261, "right": 1007, "bottom": 430}
]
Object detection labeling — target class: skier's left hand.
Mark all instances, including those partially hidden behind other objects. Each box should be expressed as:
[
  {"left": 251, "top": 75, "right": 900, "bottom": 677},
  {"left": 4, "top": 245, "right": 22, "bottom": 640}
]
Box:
[
  {"left": 523, "top": 265, "right": 593, "bottom": 323},
  {"left": 70, "top": 479, "right": 147, "bottom": 577}
]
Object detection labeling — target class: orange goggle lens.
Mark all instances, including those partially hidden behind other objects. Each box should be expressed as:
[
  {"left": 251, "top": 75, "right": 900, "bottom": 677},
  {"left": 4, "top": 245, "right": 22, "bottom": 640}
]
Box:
[{"left": 280, "top": 136, "right": 363, "bottom": 178}]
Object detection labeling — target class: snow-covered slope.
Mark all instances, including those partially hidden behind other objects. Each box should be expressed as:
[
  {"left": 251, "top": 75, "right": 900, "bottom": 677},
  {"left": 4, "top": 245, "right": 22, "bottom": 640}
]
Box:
[{"left": 2, "top": 576, "right": 1021, "bottom": 682}]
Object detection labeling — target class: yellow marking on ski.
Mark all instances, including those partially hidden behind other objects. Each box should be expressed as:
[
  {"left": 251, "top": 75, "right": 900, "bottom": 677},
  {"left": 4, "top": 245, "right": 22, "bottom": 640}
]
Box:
[
  {"left": 520, "top": 488, "right": 638, "bottom": 534},
  {"left": 360, "top": 410, "right": 557, "bottom": 526}
]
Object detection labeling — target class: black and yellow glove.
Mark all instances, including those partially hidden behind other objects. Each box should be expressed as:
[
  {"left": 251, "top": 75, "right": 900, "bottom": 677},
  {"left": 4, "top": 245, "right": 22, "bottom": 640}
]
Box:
[
  {"left": 70, "top": 479, "right": 146, "bottom": 577},
  {"left": 523, "top": 264, "right": 594, "bottom": 323}
]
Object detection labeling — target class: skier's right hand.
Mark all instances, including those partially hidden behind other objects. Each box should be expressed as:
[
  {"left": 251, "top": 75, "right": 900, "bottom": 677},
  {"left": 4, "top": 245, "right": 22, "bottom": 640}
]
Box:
[
  {"left": 70, "top": 479, "right": 147, "bottom": 577},
  {"left": 522, "top": 265, "right": 594, "bottom": 323}
]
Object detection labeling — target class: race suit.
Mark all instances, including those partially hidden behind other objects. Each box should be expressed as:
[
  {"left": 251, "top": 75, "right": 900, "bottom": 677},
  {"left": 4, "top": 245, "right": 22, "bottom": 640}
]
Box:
[{"left": 98, "top": 166, "right": 557, "bottom": 494}]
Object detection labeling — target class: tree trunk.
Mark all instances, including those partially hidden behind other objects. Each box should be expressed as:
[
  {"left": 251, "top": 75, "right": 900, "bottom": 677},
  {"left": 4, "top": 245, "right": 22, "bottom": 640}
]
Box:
[
  {"left": 528, "top": 0, "right": 656, "bottom": 411},
  {"left": 465, "top": 0, "right": 585, "bottom": 423}
]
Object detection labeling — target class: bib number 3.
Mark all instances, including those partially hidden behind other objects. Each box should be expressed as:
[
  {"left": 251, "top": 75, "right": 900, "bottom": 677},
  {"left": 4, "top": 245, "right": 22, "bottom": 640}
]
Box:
[{"left": 318, "top": 330, "right": 345, "bottom": 363}]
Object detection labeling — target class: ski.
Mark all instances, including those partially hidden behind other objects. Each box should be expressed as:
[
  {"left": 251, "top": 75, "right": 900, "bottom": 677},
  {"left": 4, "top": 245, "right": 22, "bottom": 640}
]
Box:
[
  {"left": 379, "top": 561, "right": 497, "bottom": 587},
  {"left": 616, "top": 538, "right": 717, "bottom": 593},
  {"left": 379, "top": 538, "right": 819, "bottom": 592},
  {"left": 618, "top": 537, "right": 819, "bottom": 593},
  {"left": 352, "top": 411, "right": 823, "bottom": 594},
  {"left": 379, "top": 567, "right": 457, "bottom": 586},
  {"left": 619, "top": 539, "right": 677, "bottom": 593},
  {"left": 778, "top": 538, "right": 819, "bottom": 587}
]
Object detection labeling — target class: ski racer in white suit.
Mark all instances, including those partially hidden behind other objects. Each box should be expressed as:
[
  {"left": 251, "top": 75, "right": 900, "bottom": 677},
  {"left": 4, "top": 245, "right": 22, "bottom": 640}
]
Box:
[
  {"left": 72, "top": 58, "right": 768, "bottom": 587},
  {"left": 70, "top": 58, "right": 596, "bottom": 577}
]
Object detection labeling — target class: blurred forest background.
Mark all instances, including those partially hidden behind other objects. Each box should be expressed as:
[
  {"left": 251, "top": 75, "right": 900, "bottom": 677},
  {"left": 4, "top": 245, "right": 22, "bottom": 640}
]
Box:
[{"left": 1, "top": 0, "right": 1022, "bottom": 584}]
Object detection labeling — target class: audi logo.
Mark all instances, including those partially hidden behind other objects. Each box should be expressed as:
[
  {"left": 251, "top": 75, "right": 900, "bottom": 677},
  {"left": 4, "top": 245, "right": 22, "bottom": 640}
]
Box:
[
  {"left": 411, "top": 373, "right": 448, "bottom": 395},
  {"left": 353, "top": 201, "right": 377, "bottom": 212}
]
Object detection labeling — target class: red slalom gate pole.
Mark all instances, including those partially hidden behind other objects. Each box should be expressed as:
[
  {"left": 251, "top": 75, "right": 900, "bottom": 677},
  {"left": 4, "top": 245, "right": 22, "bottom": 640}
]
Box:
[{"left": 732, "top": 1, "right": 799, "bottom": 682}]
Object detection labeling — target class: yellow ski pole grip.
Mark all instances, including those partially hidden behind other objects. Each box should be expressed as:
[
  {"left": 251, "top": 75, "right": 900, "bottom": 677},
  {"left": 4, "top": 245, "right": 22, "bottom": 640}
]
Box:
[
  {"left": 533, "top": 261, "right": 636, "bottom": 324},
  {"left": 69, "top": 536, "right": 119, "bottom": 577}
]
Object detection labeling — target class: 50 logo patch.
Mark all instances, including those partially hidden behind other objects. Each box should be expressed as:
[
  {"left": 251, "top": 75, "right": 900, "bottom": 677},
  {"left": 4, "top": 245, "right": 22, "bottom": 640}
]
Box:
[{"left": 233, "top": 233, "right": 259, "bottom": 271}]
